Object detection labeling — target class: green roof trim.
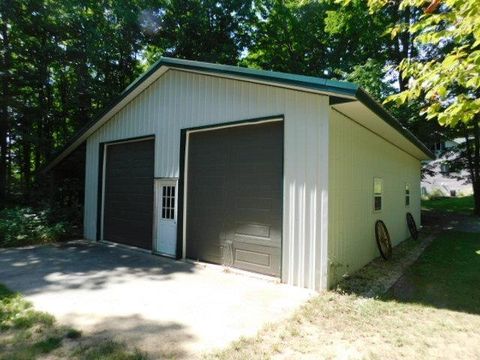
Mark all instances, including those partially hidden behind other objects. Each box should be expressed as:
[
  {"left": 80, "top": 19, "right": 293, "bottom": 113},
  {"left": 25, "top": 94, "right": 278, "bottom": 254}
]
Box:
[
  {"left": 159, "top": 57, "right": 359, "bottom": 97},
  {"left": 43, "top": 57, "right": 433, "bottom": 172}
]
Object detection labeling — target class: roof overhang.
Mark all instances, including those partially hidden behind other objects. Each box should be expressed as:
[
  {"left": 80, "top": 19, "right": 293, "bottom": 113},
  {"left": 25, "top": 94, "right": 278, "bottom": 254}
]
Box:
[
  {"left": 332, "top": 89, "right": 433, "bottom": 160},
  {"left": 43, "top": 57, "right": 433, "bottom": 172}
]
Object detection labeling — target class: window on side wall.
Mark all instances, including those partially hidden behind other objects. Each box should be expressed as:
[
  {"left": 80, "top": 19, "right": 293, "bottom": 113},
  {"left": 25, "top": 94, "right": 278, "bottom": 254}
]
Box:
[
  {"left": 373, "top": 178, "right": 383, "bottom": 211},
  {"left": 405, "top": 183, "right": 410, "bottom": 207}
]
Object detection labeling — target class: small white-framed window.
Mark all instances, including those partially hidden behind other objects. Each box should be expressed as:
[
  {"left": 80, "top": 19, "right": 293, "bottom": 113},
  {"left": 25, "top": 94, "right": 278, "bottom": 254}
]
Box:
[
  {"left": 161, "top": 185, "right": 176, "bottom": 220},
  {"left": 405, "top": 183, "right": 410, "bottom": 207},
  {"left": 373, "top": 177, "right": 383, "bottom": 212}
]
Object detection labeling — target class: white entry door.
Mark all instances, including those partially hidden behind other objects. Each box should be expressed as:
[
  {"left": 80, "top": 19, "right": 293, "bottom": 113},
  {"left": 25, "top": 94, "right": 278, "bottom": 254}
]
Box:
[{"left": 154, "top": 179, "right": 178, "bottom": 256}]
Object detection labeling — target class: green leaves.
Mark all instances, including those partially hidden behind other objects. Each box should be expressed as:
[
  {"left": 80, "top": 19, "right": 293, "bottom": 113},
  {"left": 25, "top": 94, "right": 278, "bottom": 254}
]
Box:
[
  {"left": 245, "top": 0, "right": 392, "bottom": 79},
  {"left": 376, "top": 0, "right": 480, "bottom": 129},
  {"left": 0, "top": 207, "right": 69, "bottom": 247}
]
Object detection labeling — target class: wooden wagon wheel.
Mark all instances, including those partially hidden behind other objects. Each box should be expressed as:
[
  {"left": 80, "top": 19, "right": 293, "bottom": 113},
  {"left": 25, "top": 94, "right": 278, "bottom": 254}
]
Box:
[
  {"left": 406, "top": 212, "right": 419, "bottom": 240},
  {"left": 375, "top": 220, "right": 392, "bottom": 260}
]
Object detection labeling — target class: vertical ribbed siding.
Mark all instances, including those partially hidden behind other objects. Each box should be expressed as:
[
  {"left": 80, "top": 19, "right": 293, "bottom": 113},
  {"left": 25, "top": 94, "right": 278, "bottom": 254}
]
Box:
[
  {"left": 84, "top": 70, "right": 330, "bottom": 290},
  {"left": 328, "top": 109, "right": 422, "bottom": 287}
]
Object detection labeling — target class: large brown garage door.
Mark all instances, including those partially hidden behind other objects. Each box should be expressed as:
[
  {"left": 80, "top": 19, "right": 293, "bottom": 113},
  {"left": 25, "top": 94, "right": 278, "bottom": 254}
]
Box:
[
  {"left": 186, "top": 121, "right": 283, "bottom": 277},
  {"left": 103, "top": 139, "right": 154, "bottom": 250}
]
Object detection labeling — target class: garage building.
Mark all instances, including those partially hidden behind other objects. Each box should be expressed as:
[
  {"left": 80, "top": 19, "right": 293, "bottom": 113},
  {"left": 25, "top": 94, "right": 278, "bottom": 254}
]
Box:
[{"left": 46, "top": 58, "right": 433, "bottom": 290}]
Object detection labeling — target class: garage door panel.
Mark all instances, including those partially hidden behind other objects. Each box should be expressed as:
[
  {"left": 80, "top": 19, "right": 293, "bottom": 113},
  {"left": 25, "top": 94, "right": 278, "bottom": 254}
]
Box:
[
  {"left": 234, "top": 222, "right": 271, "bottom": 238},
  {"left": 103, "top": 139, "right": 154, "bottom": 250},
  {"left": 234, "top": 197, "right": 275, "bottom": 211},
  {"left": 233, "top": 235, "right": 277, "bottom": 248},
  {"left": 232, "top": 208, "right": 281, "bottom": 223},
  {"left": 232, "top": 242, "right": 281, "bottom": 276},
  {"left": 186, "top": 122, "right": 282, "bottom": 276}
]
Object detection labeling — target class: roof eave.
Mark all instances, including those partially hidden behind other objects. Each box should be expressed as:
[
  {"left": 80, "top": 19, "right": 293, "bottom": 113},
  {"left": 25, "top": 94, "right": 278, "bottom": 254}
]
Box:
[{"left": 354, "top": 88, "right": 435, "bottom": 160}]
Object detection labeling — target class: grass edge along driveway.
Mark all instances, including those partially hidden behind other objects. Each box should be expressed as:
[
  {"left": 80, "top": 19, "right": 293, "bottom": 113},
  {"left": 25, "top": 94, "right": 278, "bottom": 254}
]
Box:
[{"left": 0, "top": 284, "right": 147, "bottom": 360}]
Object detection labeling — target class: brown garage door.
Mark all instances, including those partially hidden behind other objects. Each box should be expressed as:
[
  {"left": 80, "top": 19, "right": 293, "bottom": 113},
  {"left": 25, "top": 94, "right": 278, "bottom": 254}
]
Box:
[
  {"left": 103, "top": 139, "right": 154, "bottom": 250},
  {"left": 186, "top": 121, "right": 283, "bottom": 277}
]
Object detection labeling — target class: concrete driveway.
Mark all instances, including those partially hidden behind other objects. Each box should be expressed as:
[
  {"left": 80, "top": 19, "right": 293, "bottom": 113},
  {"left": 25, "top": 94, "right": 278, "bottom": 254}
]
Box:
[{"left": 0, "top": 241, "right": 313, "bottom": 358}]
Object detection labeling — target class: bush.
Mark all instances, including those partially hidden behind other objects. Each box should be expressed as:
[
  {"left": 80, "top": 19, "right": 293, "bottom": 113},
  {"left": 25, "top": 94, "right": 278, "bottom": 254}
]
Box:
[{"left": 0, "top": 207, "right": 72, "bottom": 248}]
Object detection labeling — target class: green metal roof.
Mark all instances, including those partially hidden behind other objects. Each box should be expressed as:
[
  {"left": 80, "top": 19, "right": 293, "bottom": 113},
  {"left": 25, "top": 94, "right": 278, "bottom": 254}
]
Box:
[
  {"left": 159, "top": 57, "right": 360, "bottom": 97},
  {"left": 44, "top": 57, "right": 434, "bottom": 171}
]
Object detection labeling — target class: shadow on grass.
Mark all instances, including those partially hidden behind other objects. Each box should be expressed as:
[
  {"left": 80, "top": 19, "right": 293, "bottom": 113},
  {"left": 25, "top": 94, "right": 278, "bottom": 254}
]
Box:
[
  {"left": 337, "top": 225, "right": 480, "bottom": 316},
  {"left": 383, "top": 231, "right": 480, "bottom": 315},
  {"left": 0, "top": 284, "right": 193, "bottom": 360},
  {"left": 72, "top": 316, "right": 194, "bottom": 359}
]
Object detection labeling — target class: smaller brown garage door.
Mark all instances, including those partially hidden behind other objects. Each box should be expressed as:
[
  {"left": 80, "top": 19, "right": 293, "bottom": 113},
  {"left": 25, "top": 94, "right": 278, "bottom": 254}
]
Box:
[{"left": 102, "top": 139, "right": 154, "bottom": 250}]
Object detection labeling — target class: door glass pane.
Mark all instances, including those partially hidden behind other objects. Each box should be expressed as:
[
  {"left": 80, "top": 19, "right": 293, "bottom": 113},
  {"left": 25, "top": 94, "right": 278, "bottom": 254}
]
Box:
[{"left": 161, "top": 185, "right": 176, "bottom": 220}]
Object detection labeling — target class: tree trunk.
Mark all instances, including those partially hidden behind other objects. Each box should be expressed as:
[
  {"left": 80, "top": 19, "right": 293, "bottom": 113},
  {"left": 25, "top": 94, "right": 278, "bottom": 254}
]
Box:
[
  {"left": 0, "top": 8, "right": 11, "bottom": 208},
  {"left": 465, "top": 119, "right": 480, "bottom": 216},
  {"left": 473, "top": 181, "right": 480, "bottom": 216},
  {"left": 473, "top": 119, "right": 480, "bottom": 216},
  {"left": 21, "top": 119, "right": 31, "bottom": 203},
  {"left": 0, "top": 102, "right": 7, "bottom": 207}
]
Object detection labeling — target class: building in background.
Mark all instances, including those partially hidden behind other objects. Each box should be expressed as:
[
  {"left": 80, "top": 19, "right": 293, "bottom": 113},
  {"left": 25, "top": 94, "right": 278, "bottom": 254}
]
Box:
[{"left": 422, "top": 138, "right": 473, "bottom": 198}]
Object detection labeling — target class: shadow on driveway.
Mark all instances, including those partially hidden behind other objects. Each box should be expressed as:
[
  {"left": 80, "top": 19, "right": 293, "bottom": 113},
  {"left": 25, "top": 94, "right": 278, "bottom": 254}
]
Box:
[
  {"left": 0, "top": 240, "right": 196, "bottom": 295},
  {"left": 0, "top": 240, "right": 312, "bottom": 358}
]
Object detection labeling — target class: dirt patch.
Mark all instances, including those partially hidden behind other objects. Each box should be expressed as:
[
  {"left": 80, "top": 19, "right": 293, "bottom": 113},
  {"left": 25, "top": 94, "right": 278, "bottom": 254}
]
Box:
[{"left": 336, "top": 233, "right": 435, "bottom": 297}]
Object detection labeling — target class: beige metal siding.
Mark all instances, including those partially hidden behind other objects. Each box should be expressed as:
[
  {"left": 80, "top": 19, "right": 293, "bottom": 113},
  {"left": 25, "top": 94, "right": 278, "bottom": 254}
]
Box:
[
  {"left": 84, "top": 69, "right": 330, "bottom": 290},
  {"left": 328, "top": 108, "right": 421, "bottom": 286}
]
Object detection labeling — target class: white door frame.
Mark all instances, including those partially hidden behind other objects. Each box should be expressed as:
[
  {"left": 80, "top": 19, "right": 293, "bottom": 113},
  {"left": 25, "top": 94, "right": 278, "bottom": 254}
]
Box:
[{"left": 153, "top": 177, "right": 178, "bottom": 257}]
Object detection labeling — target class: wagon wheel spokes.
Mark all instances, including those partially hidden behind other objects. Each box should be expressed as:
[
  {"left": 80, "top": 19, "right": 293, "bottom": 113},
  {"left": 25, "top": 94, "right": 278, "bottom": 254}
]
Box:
[
  {"left": 375, "top": 220, "right": 392, "bottom": 260},
  {"left": 406, "top": 212, "right": 419, "bottom": 240}
]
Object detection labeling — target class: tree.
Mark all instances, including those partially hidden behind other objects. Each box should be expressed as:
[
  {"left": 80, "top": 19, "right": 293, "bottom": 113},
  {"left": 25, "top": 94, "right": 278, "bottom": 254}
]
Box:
[
  {"left": 245, "top": 0, "right": 392, "bottom": 77},
  {"left": 0, "top": 0, "right": 160, "bottom": 204},
  {"left": 0, "top": 0, "right": 15, "bottom": 207},
  {"left": 369, "top": 0, "right": 480, "bottom": 215},
  {"left": 144, "top": 0, "right": 254, "bottom": 64}
]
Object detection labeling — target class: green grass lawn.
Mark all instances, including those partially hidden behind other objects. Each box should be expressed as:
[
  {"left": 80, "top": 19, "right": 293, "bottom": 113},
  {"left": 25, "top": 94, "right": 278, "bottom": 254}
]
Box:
[
  {"left": 422, "top": 195, "right": 475, "bottom": 214},
  {"left": 385, "top": 231, "right": 480, "bottom": 314},
  {"left": 0, "top": 284, "right": 146, "bottom": 360}
]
